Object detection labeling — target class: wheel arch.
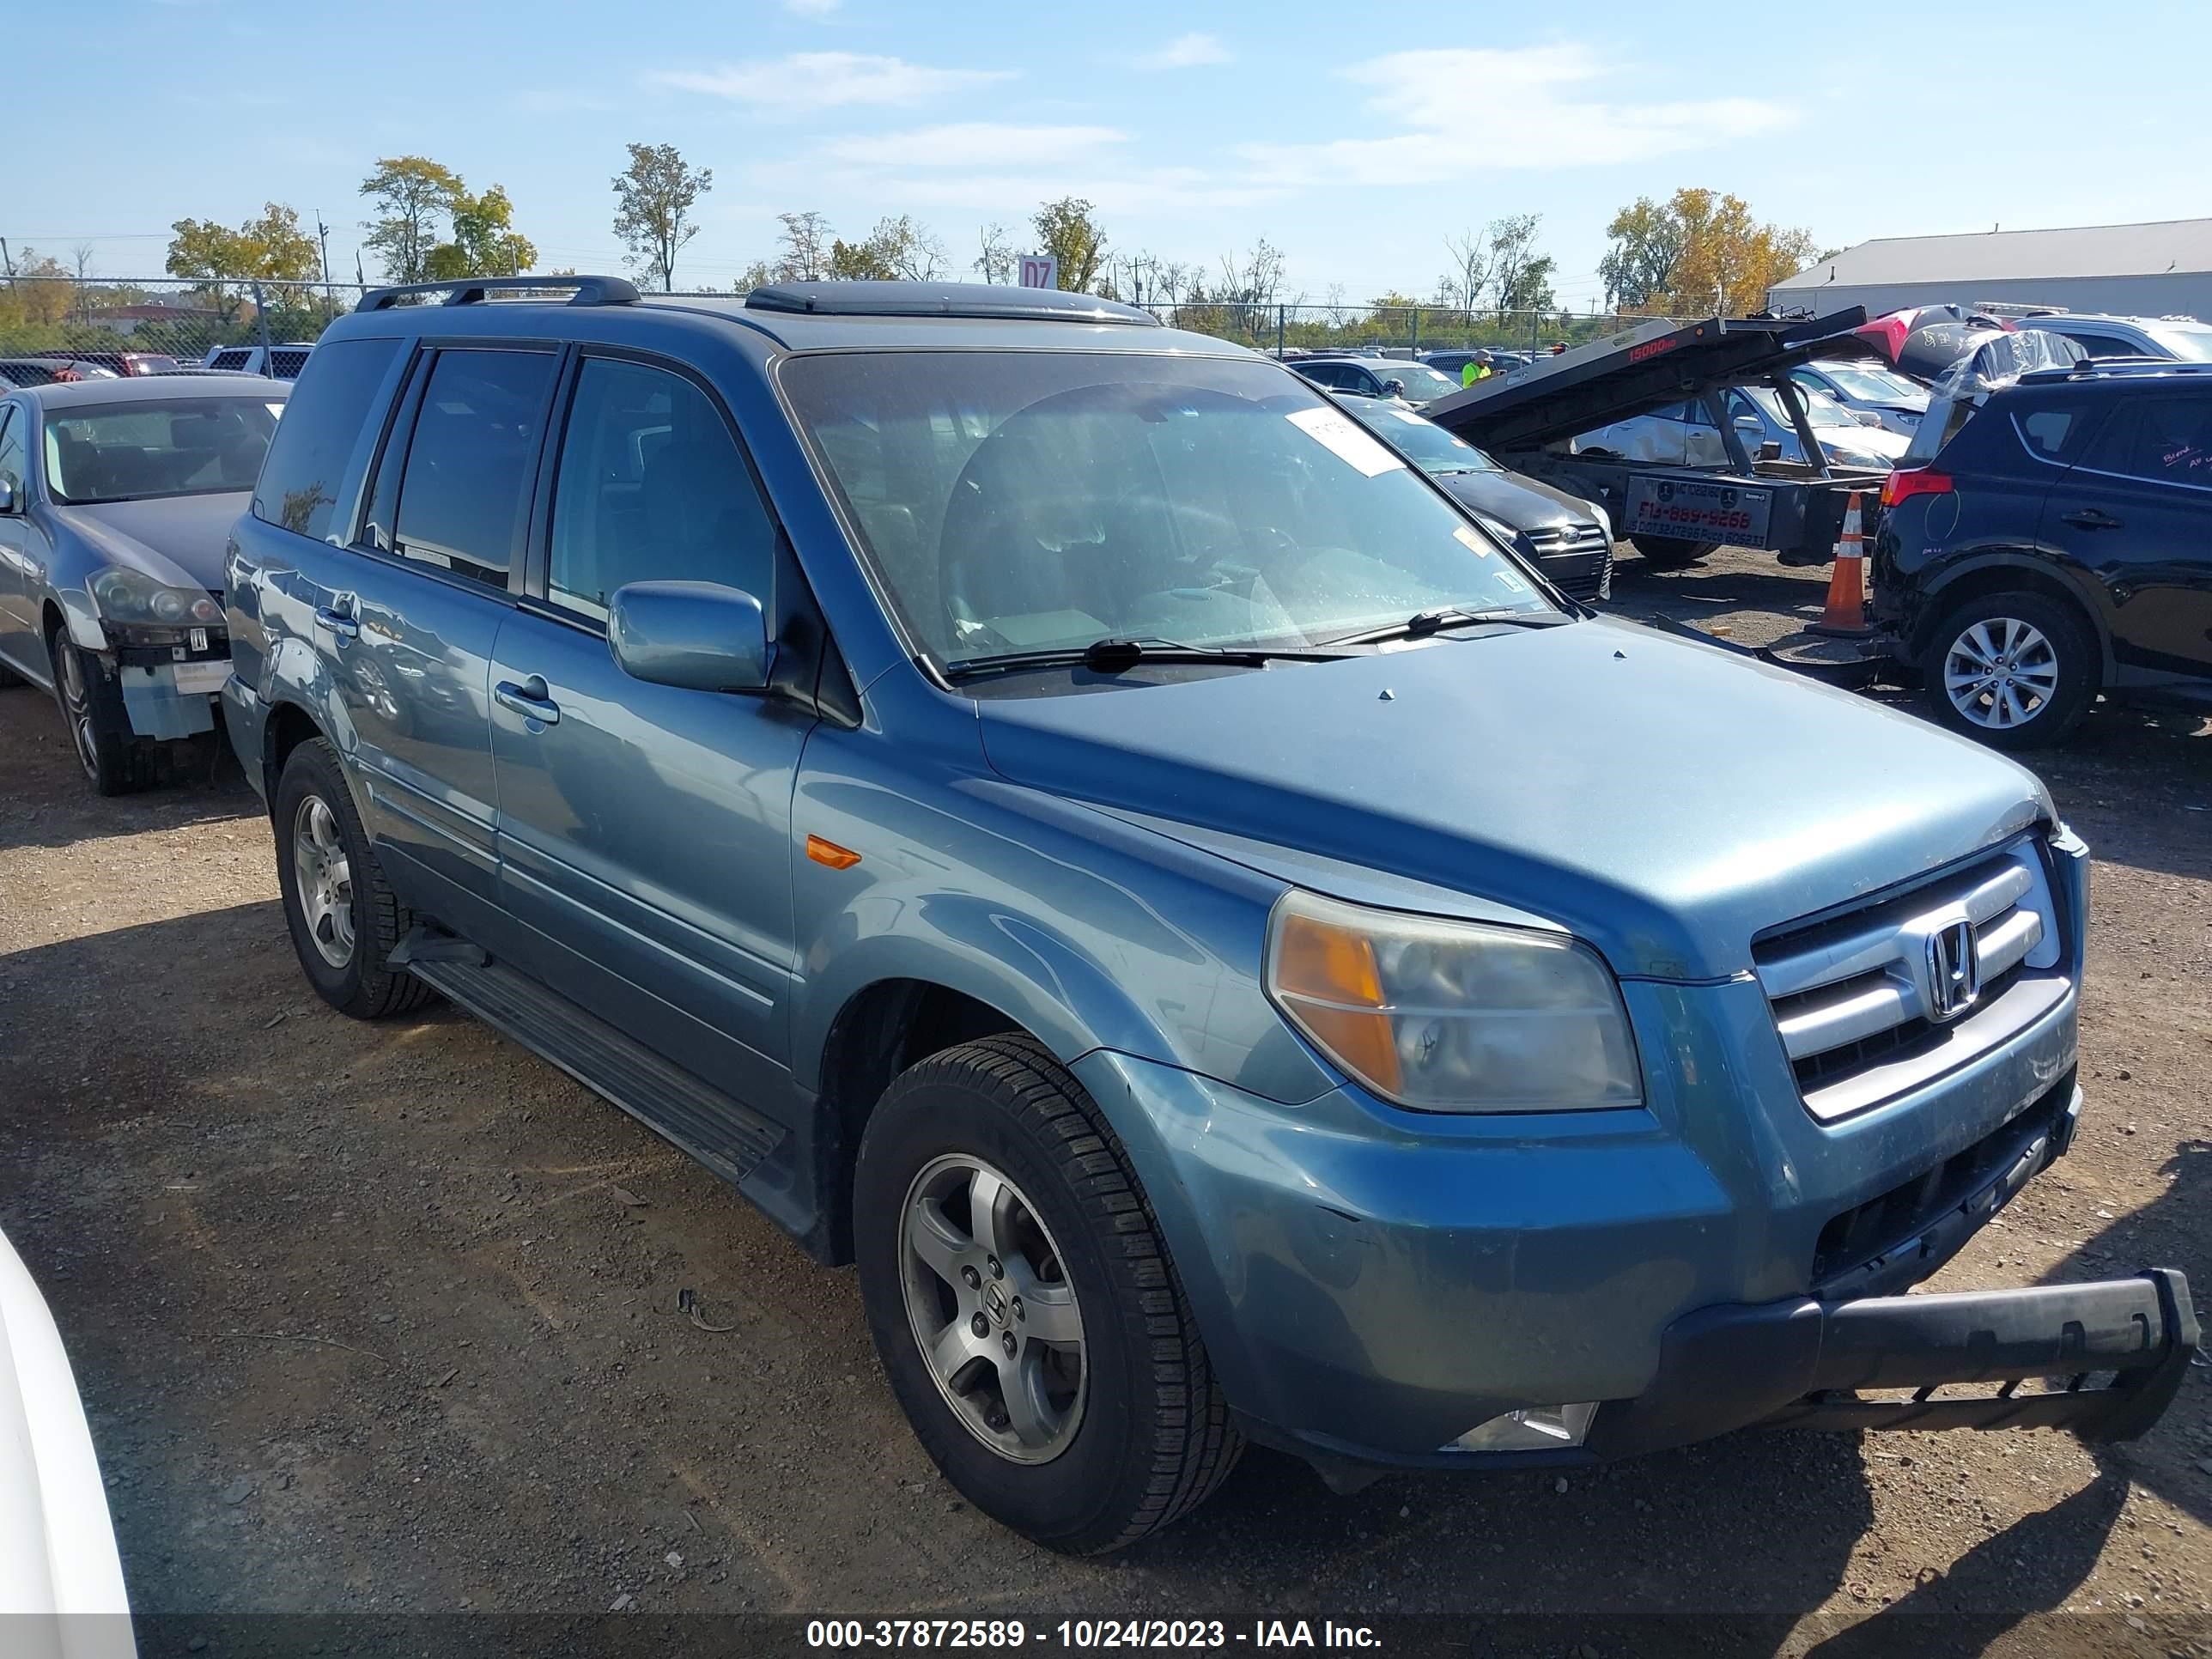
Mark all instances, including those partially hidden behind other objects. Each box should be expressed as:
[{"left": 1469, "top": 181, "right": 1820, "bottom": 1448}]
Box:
[{"left": 1911, "top": 553, "right": 2113, "bottom": 679}]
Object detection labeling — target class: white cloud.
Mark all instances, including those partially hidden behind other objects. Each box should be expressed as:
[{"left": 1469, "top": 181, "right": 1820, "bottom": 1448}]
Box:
[
  {"left": 1240, "top": 45, "right": 1790, "bottom": 184},
  {"left": 825, "top": 124, "right": 1129, "bottom": 170},
  {"left": 653, "top": 52, "right": 1013, "bottom": 111},
  {"left": 1136, "top": 32, "right": 1231, "bottom": 70},
  {"left": 784, "top": 0, "right": 840, "bottom": 15}
]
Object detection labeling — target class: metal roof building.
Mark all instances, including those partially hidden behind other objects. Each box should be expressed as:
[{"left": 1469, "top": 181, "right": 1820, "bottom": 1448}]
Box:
[{"left": 1770, "top": 217, "right": 2212, "bottom": 322}]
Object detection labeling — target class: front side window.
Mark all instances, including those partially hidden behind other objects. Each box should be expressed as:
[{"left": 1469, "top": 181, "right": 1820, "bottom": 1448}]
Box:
[
  {"left": 254, "top": 336, "right": 398, "bottom": 541},
  {"left": 44, "top": 396, "right": 283, "bottom": 506},
  {"left": 391, "top": 348, "right": 556, "bottom": 586},
  {"left": 2086, "top": 395, "right": 2212, "bottom": 489},
  {"left": 1379, "top": 362, "right": 1461, "bottom": 403},
  {"left": 547, "top": 357, "right": 775, "bottom": 621},
  {"left": 781, "top": 350, "right": 1556, "bottom": 671},
  {"left": 0, "top": 407, "right": 22, "bottom": 498}
]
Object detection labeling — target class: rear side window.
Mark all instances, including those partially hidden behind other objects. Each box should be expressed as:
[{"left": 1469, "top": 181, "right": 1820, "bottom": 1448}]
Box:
[
  {"left": 391, "top": 349, "right": 556, "bottom": 587},
  {"left": 545, "top": 357, "right": 775, "bottom": 620},
  {"left": 2082, "top": 394, "right": 2212, "bottom": 489},
  {"left": 2008, "top": 398, "right": 2101, "bottom": 462},
  {"left": 252, "top": 336, "right": 400, "bottom": 540},
  {"left": 212, "top": 349, "right": 253, "bottom": 372}
]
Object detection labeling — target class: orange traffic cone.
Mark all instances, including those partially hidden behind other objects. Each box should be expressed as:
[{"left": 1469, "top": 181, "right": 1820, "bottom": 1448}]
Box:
[{"left": 1809, "top": 492, "right": 1873, "bottom": 636}]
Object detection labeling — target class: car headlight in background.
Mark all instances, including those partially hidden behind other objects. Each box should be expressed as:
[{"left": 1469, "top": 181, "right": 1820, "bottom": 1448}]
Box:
[
  {"left": 88, "top": 567, "right": 222, "bottom": 638},
  {"left": 1264, "top": 890, "right": 1643, "bottom": 1112},
  {"left": 1580, "top": 498, "right": 1613, "bottom": 539}
]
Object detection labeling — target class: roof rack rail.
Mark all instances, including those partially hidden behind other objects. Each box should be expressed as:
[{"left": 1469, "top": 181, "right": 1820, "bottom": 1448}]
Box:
[
  {"left": 356, "top": 275, "right": 641, "bottom": 313},
  {"left": 744, "top": 280, "right": 1160, "bottom": 325}
]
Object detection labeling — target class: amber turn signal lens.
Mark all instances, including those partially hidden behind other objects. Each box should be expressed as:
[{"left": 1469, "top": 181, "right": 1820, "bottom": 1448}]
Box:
[
  {"left": 1270, "top": 908, "right": 1402, "bottom": 1097},
  {"left": 805, "top": 835, "right": 862, "bottom": 870}
]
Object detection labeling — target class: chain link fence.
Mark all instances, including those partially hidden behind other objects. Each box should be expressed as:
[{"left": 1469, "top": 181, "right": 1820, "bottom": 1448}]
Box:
[{"left": 0, "top": 274, "right": 1690, "bottom": 373}]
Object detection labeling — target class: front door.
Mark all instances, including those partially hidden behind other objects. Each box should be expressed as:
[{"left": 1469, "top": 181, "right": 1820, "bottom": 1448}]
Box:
[
  {"left": 0, "top": 404, "right": 37, "bottom": 679},
  {"left": 489, "top": 352, "right": 811, "bottom": 1111},
  {"left": 319, "top": 342, "right": 560, "bottom": 932},
  {"left": 2045, "top": 390, "right": 2212, "bottom": 682}
]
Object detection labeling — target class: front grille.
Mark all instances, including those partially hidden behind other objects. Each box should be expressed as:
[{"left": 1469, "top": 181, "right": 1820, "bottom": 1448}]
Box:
[
  {"left": 1525, "top": 522, "right": 1613, "bottom": 600},
  {"left": 1753, "top": 840, "right": 2066, "bottom": 1121}
]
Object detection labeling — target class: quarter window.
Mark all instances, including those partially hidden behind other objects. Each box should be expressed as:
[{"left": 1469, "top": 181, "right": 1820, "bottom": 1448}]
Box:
[
  {"left": 391, "top": 349, "right": 556, "bottom": 586},
  {"left": 252, "top": 336, "right": 399, "bottom": 541},
  {"left": 2085, "top": 395, "right": 2212, "bottom": 489},
  {"left": 545, "top": 357, "right": 775, "bottom": 620}
]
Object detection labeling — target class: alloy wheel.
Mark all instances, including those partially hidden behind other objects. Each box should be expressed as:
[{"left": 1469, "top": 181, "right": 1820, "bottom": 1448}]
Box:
[
  {"left": 1942, "top": 617, "right": 2061, "bottom": 732},
  {"left": 57, "top": 646, "right": 100, "bottom": 780},
  {"left": 291, "top": 794, "right": 357, "bottom": 969},
  {"left": 899, "top": 1152, "right": 1087, "bottom": 1465}
]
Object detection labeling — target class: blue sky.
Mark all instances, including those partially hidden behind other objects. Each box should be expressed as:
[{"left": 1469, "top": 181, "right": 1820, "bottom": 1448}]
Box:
[{"left": 15, "top": 0, "right": 2206, "bottom": 307}]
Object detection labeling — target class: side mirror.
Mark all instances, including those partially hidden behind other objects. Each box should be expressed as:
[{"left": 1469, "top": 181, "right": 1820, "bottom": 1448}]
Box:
[
  {"left": 1380, "top": 379, "right": 1407, "bottom": 398},
  {"left": 0, "top": 477, "right": 15, "bottom": 514},
  {"left": 606, "top": 580, "right": 769, "bottom": 692},
  {"left": 1758, "top": 440, "right": 1784, "bottom": 462},
  {"left": 1733, "top": 414, "right": 1765, "bottom": 434}
]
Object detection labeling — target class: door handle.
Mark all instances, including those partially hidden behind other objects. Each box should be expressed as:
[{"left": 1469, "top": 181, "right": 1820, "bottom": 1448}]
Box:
[
  {"left": 494, "top": 676, "right": 561, "bottom": 726},
  {"left": 2061, "top": 509, "right": 2124, "bottom": 530},
  {"left": 313, "top": 603, "right": 359, "bottom": 641}
]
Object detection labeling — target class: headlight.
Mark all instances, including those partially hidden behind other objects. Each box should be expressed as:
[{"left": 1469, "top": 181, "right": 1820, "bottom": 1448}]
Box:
[
  {"left": 1582, "top": 499, "right": 1613, "bottom": 538},
  {"left": 88, "top": 567, "right": 222, "bottom": 631},
  {"left": 1263, "top": 890, "right": 1643, "bottom": 1112}
]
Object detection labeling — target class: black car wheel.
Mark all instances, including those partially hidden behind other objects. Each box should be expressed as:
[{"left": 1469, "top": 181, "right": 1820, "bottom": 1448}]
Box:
[
  {"left": 1921, "top": 591, "right": 2097, "bottom": 750},
  {"left": 854, "top": 1035, "right": 1242, "bottom": 1553},
  {"left": 273, "top": 737, "right": 435, "bottom": 1018},
  {"left": 1629, "top": 535, "right": 1717, "bottom": 569},
  {"left": 49, "top": 626, "right": 149, "bottom": 796}
]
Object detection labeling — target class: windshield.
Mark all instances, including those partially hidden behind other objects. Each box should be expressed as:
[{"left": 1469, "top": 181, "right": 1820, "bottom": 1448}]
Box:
[
  {"left": 2148, "top": 325, "right": 2212, "bottom": 363},
  {"left": 44, "top": 396, "right": 283, "bottom": 505},
  {"left": 781, "top": 351, "right": 1556, "bottom": 670},
  {"left": 1336, "top": 397, "right": 1502, "bottom": 473},
  {"left": 1376, "top": 362, "right": 1460, "bottom": 402},
  {"left": 1812, "top": 362, "right": 1927, "bottom": 405}
]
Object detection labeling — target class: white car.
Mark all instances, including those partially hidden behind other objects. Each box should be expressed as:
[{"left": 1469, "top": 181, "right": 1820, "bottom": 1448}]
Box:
[
  {"left": 1572, "top": 385, "right": 1908, "bottom": 471},
  {"left": 1788, "top": 359, "right": 1930, "bottom": 438},
  {"left": 0, "top": 1230, "right": 134, "bottom": 1659}
]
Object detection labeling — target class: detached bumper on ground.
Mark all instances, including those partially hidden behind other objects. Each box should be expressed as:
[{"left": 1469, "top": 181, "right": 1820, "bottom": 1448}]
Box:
[{"left": 1590, "top": 1267, "right": 2197, "bottom": 1459}]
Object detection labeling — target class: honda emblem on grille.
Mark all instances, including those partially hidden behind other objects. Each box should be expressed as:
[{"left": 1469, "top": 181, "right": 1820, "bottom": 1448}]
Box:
[{"left": 1925, "top": 918, "right": 1982, "bottom": 1021}]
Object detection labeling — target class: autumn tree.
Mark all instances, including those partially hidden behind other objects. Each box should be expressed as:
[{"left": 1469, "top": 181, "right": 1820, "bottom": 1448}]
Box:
[
  {"left": 1600, "top": 188, "right": 1816, "bottom": 316},
  {"left": 1486, "top": 213, "right": 1555, "bottom": 317},
  {"left": 773, "top": 211, "right": 834, "bottom": 283},
  {"left": 165, "top": 203, "right": 322, "bottom": 313},
  {"left": 1031, "top": 198, "right": 1107, "bottom": 293},
  {"left": 424, "top": 186, "right": 538, "bottom": 280},
  {"left": 611, "top": 143, "right": 713, "bottom": 292},
  {"left": 825, "top": 215, "right": 946, "bottom": 282},
  {"left": 1437, "top": 227, "right": 1492, "bottom": 314},
  {"left": 973, "top": 223, "right": 1016, "bottom": 284},
  {"left": 360, "top": 156, "right": 466, "bottom": 283}
]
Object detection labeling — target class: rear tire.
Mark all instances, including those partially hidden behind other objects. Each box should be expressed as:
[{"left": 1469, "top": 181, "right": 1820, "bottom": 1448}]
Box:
[
  {"left": 1630, "top": 535, "right": 1717, "bottom": 569},
  {"left": 854, "top": 1035, "right": 1243, "bottom": 1553},
  {"left": 49, "top": 627, "right": 150, "bottom": 796},
  {"left": 1920, "top": 590, "right": 2097, "bottom": 750},
  {"left": 273, "top": 736, "right": 435, "bottom": 1018}
]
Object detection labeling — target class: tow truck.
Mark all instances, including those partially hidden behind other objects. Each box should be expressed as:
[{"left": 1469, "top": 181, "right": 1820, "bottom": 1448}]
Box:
[{"left": 1425, "top": 308, "right": 1888, "bottom": 570}]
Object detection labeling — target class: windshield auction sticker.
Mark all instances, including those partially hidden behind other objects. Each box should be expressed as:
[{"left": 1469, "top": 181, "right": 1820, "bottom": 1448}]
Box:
[{"left": 1285, "top": 405, "right": 1406, "bottom": 477}]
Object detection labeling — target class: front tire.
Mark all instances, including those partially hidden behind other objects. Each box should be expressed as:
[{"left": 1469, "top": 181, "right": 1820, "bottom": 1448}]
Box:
[
  {"left": 854, "top": 1036, "right": 1242, "bottom": 1553},
  {"left": 1920, "top": 591, "right": 2097, "bottom": 750},
  {"left": 273, "top": 737, "right": 434, "bottom": 1018},
  {"left": 50, "top": 628, "right": 149, "bottom": 796},
  {"left": 1629, "top": 534, "right": 1717, "bottom": 569}
]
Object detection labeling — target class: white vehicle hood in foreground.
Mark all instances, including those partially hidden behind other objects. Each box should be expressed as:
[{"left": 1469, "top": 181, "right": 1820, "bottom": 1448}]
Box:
[{"left": 0, "top": 1231, "right": 134, "bottom": 1658}]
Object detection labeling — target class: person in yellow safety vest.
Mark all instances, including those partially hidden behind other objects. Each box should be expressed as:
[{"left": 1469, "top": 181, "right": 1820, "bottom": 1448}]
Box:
[{"left": 1461, "top": 356, "right": 1492, "bottom": 388}]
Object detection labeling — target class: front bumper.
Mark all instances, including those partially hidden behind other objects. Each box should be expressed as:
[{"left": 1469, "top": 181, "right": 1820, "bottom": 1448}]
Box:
[{"left": 1589, "top": 1267, "right": 2197, "bottom": 1459}]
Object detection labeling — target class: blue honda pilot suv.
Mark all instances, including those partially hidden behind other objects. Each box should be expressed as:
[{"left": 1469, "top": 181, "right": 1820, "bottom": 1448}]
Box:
[{"left": 222, "top": 276, "right": 2193, "bottom": 1553}]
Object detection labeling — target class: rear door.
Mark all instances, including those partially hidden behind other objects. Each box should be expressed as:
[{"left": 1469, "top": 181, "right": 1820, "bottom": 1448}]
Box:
[
  {"left": 322, "top": 342, "right": 560, "bottom": 931},
  {"left": 2044, "top": 390, "right": 2212, "bottom": 680},
  {"left": 487, "top": 349, "right": 811, "bottom": 1106}
]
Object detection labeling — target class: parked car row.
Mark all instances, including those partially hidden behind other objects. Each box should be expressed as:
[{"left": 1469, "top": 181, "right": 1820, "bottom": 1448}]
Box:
[{"left": 2, "top": 279, "right": 2197, "bottom": 1567}]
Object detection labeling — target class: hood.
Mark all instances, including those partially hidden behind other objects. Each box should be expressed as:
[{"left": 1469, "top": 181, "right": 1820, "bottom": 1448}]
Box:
[
  {"left": 973, "top": 618, "right": 2050, "bottom": 981},
  {"left": 1435, "top": 466, "right": 1595, "bottom": 531},
  {"left": 1818, "top": 424, "right": 1910, "bottom": 465},
  {"left": 49, "top": 494, "right": 247, "bottom": 592}
]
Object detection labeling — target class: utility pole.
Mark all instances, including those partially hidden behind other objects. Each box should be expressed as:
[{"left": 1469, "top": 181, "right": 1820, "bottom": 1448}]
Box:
[
  {"left": 315, "top": 212, "right": 333, "bottom": 305},
  {"left": 0, "top": 238, "right": 14, "bottom": 281},
  {"left": 355, "top": 250, "right": 366, "bottom": 290}
]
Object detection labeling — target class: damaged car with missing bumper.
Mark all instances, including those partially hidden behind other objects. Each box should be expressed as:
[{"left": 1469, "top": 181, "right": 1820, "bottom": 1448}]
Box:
[
  {"left": 0, "top": 376, "right": 287, "bottom": 793},
  {"left": 222, "top": 277, "right": 2194, "bottom": 1554}
]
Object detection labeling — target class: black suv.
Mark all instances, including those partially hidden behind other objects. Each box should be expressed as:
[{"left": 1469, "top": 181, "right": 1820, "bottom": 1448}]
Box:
[{"left": 1871, "top": 361, "right": 2212, "bottom": 748}]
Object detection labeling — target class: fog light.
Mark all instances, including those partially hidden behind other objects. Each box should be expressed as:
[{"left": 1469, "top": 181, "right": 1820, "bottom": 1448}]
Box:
[{"left": 1443, "top": 1401, "right": 1598, "bottom": 1453}]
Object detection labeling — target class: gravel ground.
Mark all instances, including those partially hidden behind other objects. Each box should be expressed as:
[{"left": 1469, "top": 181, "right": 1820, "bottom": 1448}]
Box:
[{"left": 2, "top": 547, "right": 2209, "bottom": 1656}]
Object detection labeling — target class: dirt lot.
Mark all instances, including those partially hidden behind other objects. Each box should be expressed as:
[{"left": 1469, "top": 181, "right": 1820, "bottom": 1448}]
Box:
[{"left": 3, "top": 548, "right": 2209, "bottom": 1655}]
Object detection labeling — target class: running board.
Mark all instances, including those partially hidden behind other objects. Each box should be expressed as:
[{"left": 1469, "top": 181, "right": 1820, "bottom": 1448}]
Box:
[{"left": 395, "top": 931, "right": 785, "bottom": 1187}]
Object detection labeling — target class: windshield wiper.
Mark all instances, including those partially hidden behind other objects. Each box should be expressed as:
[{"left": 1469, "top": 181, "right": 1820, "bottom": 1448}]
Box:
[
  {"left": 944, "top": 635, "right": 1345, "bottom": 682},
  {"left": 1317, "top": 607, "right": 1574, "bottom": 649}
]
